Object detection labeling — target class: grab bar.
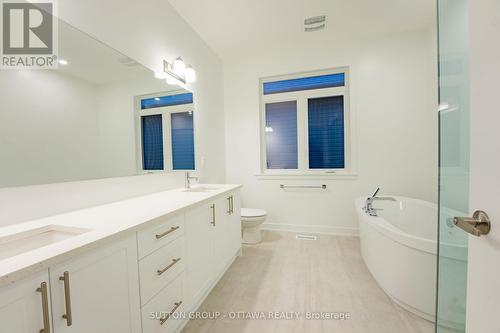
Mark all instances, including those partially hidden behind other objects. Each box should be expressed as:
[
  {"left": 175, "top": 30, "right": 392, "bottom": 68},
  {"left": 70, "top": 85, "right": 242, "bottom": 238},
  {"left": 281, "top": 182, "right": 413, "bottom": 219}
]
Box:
[{"left": 280, "top": 184, "right": 327, "bottom": 189}]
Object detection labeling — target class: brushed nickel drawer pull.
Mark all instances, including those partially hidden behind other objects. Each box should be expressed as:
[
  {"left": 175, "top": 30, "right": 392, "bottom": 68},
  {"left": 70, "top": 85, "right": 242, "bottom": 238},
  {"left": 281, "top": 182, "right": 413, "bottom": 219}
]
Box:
[
  {"left": 157, "top": 258, "right": 181, "bottom": 276},
  {"left": 159, "top": 301, "right": 183, "bottom": 325},
  {"left": 36, "top": 282, "right": 50, "bottom": 333},
  {"left": 227, "top": 196, "right": 231, "bottom": 214},
  {"left": 155, "top": 226, "right": 180, "bottom": 240},
  {"left": 59, "top": 271, "right": 73, "bottom": 326},
  {"left": 230, "top": 195, "right": 234, "bottom": 214},
  {"left": 211, "top": 204, "right": 216, "bottom": 226}
]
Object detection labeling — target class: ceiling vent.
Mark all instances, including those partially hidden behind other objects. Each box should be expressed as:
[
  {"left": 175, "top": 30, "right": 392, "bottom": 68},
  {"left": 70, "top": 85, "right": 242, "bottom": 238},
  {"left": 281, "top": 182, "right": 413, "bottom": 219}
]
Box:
[{"left": 304, "top": 15, "right": 326, "bottom": 32}]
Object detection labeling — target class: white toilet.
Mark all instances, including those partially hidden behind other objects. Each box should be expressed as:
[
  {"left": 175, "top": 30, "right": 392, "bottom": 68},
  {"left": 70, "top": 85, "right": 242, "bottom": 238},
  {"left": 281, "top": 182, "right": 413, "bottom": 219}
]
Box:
[{"left": 241, "top": 208, "right": 267, "bottom": 244}]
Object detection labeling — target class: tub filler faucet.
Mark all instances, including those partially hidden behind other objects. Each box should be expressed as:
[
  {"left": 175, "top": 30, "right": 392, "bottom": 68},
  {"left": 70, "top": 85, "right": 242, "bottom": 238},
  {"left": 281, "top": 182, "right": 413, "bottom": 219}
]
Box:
[{"left": 364, "top": 187, "right": 397, "bottom": 217}]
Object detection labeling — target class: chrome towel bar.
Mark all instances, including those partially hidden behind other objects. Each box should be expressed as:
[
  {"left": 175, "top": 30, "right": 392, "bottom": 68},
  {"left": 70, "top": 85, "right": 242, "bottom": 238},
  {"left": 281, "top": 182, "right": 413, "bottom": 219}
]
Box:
[{"left": 280, "top": 184, "right": 327, "bottom": 189}]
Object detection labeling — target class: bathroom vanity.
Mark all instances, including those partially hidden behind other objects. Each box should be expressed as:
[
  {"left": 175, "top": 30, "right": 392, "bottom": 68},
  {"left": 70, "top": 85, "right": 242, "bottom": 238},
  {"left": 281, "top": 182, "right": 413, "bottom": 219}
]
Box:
[
  {"left": 0, "top": 185, "right": 241, "bottom": 333},
  {"left": 0, "top": 8, "right": 242, "bottom": 333}
]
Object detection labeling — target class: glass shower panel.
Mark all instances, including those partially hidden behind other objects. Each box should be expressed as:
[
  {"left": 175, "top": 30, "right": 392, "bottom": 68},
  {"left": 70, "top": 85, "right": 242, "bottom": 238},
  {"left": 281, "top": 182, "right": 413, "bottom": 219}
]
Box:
[{"left": 436, "top": 0, "right": 469, "bottom": 332}]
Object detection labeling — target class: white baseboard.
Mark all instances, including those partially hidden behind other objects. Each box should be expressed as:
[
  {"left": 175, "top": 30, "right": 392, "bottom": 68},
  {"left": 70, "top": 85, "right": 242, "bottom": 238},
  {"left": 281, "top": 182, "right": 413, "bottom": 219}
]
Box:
[{"left": 262, "top": 222, "right": 359, "bottom": 237}]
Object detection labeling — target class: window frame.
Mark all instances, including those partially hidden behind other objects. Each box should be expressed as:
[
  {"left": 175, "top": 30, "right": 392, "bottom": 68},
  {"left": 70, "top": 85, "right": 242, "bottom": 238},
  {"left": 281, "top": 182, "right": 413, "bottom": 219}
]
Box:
[
  {"left": 259, "top": 67, "right": 355, "bottom": 178},
  {"left": 135, "top": 90, "right": 196, "bottom": 174}
]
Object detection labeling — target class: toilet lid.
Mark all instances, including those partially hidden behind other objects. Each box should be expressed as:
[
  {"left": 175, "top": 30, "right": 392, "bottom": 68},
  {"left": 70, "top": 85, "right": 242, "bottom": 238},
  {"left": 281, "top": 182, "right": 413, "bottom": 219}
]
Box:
[{"left": 241, "top": 208, "right": 267, "bottom": 218}]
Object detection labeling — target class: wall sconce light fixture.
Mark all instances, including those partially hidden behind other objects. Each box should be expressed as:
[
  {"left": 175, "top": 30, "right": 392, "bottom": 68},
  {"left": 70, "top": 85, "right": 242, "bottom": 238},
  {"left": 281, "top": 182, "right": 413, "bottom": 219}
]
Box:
[{"left": 162, "top": 57, "right": 196, "bottom": 85}]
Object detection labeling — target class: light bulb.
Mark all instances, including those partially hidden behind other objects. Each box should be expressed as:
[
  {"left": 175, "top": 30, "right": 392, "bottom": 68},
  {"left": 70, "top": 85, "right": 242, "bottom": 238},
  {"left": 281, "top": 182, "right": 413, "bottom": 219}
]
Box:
[
  {"left": 185, "top": 66, "right": 196, "bottom": 83},
  {"left": 154, "top": 71, "right": 166, "bottom": 79},
  {"left": 172, "top": 57, "right": 186, "bottom": 76},
  {"left": 166, "top": 75, "right": 180, "bottom": 86}
]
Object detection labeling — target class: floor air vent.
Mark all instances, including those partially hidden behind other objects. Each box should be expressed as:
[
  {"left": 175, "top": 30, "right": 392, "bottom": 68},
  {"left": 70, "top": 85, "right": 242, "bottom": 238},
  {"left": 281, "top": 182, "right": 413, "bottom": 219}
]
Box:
[{"left": 296, "top": 234, "right": 318, "bottom": 241}]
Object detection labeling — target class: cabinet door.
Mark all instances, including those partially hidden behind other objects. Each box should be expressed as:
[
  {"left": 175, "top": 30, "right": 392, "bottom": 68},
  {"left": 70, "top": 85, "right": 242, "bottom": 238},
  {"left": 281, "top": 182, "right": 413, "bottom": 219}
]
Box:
[
  {"left": 228, "top": 191, "right": 242, "bottom": 256},
  {"left": 212, "top": 193, "right": 242, "bottom": 274},
  {"left": 185, "top": 203, "right": 214, "bottom": 307},
  {"left": 50, "top": 235, "right": 141, "bottom": 333},
  {"left": 0, "top": 270, "right": 51, "bottom": 333},
  {"left": 212, "top": 195, "right": 232, "bottom": 274}
]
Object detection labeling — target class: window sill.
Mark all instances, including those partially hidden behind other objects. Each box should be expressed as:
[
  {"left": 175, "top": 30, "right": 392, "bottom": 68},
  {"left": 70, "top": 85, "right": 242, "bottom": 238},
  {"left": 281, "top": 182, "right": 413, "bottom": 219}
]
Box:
[{"left": 255, "top": 172, "right": 358, "bottom": 180}]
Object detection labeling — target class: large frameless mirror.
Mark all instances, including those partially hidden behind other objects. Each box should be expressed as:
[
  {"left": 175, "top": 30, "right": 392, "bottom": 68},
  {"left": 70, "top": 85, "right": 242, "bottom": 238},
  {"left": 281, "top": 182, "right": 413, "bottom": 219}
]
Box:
[{"left": 0, "top": 18, "right": 194, "bottom": 188}]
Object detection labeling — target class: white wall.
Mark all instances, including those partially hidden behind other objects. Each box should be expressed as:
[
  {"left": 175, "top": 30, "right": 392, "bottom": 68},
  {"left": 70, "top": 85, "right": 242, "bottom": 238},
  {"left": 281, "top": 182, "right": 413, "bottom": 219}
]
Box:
[
  {"left": 224, "top": 29, "right": 438, "bottom": 234},
  {"left": 0, "top": 70, "right": 101, "bottom": 187}
]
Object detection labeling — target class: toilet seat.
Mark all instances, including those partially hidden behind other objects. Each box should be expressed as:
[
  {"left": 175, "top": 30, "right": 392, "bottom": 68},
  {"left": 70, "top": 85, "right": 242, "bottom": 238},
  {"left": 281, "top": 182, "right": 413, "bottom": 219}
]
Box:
[{"left": 241, "top": 208, "right": 267, "bottom": 218}]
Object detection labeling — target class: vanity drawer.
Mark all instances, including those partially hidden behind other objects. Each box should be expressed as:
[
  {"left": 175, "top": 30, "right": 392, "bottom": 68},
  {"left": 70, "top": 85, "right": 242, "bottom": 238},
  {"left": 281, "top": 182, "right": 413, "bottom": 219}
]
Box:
[
  {"left": 139, "top": 237, "right": 185, "bottom": 305},
  {"left": 141, "top": 274, "right": 185, "bottom": 333},
  {"left": 138, "top": 213, "right": 185, "bottom": 259}
]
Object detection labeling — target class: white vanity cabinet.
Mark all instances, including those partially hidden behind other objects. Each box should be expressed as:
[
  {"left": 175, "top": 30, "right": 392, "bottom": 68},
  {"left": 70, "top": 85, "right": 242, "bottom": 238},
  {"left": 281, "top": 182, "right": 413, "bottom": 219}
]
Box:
[
  {"left": 137, "top": 211, "right": 186, "bottom": 333},
  {"left": 227, "top": 191, "right": 242, "bottom": 257},
  {"left": 212, "top": 192, "right": 242, "bottom": 275},
  {"left": 0, "top": 270, "right": 52, "bottom": 333},
  {"left": 49, "top": 235, "right": 141, "bottom": 333},
  {"left": 0, "top": 187, "right": 241, "bottom": 333},
  {"left": 185, "top": 202, "right": 214, "bottom": 306},
  {"left": 185, "top": 190, "right": 242, "bottom": 309}
]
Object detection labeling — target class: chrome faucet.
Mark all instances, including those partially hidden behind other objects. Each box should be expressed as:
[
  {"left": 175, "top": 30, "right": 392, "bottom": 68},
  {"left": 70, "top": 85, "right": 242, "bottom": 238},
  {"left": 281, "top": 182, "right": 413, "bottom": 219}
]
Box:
[
  {"left": 185, "top": 172, "right": 198, "bottom": 189},
  {"left": 364, "top": 187, "right": 397, "bottom": 216}
]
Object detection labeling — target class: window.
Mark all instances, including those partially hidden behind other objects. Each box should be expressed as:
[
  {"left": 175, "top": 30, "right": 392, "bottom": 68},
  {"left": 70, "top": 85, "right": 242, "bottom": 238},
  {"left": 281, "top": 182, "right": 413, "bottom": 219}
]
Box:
[
  {"left": 136, "top": 91, "right": 195, "bottom": 172},
  {"left": 265, "top": 101, "right": 298, "bottom": 169},
  {"left": 171, "top": 112, "right": 195, "bottom": 170},
  {"left": 260, "top": 69, "right": 350, "bottom": 175},
  {"left": 141, "top": 114, "right": 164, "bottom": 170},
  {"left": 263, "top": 73, "right": 345, "bottom": 95},
  {"left": 308, "top": 96, "right": 345, "bottom": 169},
  {"left": 141, "top": 93, "right": 194, "bottom": 109}
]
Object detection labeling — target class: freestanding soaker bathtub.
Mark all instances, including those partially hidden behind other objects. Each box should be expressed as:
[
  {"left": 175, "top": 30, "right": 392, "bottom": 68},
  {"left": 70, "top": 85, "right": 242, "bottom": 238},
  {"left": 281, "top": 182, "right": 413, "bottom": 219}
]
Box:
[{"left": 355, "top": 196, "right": 438, "bottom": 322}]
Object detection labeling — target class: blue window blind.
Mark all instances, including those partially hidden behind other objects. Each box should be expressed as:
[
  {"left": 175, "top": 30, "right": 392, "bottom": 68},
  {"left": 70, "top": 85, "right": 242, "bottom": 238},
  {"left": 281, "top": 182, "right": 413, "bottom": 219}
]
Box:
[
  {"left": 308, "top": 96, "right": 345, "bottom": 169},
  {"left": 141, "top": 93, "right": 193, "bottom": 110},
  {"left": 263, "top": 73, "right": 345, "bottom": 95},
  {"left": 141, "top": 115, "right": 164, "bottom": 170},
  {"left": 171, "top": 112, "right": 195, "bottom": 170},
  {"left": 265, "top": 101, "right": 298, "bottom": 169}
]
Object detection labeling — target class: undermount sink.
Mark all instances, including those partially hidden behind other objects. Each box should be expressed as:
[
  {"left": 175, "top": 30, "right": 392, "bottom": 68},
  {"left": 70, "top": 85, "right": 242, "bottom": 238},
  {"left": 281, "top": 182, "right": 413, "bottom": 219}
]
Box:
[
  {"left": 0, "top": 225, "right": 91, "bottom": 260},
  {"left": 183, "top": 185, "right": 223, "bottom": 193}
]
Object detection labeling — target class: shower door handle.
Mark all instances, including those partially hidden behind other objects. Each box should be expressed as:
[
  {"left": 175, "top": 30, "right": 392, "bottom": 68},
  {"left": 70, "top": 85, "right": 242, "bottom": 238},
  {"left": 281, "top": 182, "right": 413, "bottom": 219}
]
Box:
[{"left": 453, "top": 210, "right": 491, "bottom": 237}]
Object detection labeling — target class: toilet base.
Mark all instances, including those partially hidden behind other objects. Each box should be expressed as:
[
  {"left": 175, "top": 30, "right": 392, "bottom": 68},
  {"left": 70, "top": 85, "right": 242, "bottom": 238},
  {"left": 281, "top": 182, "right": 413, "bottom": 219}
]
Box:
[{"left": 242, "top": 225, "right": 262, "bottom": 244}]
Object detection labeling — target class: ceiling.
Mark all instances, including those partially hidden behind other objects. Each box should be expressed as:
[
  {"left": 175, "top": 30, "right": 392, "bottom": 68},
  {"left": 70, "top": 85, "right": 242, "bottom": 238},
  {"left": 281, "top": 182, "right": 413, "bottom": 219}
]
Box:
[
  {"left": 168, "top": 0, "right": 436, "bottom": 60},
  {"left": 57, "top": 19, "right": 154, "bottom": 85}
]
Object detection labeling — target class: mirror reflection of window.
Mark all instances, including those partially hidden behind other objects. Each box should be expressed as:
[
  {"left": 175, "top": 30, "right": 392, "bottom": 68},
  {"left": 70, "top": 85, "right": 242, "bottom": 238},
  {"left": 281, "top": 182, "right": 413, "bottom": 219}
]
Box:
[{"left": 137, "top": 92, "right": 195, "bottom": 172}]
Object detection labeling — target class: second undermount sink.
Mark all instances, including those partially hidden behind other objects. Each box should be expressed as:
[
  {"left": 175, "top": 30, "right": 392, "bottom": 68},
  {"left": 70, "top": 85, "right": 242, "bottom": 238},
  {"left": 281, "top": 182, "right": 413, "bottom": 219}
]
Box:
[
  {"left": 183, "top": 185, "right": 223, "bottom": 193},
  {"left": 0, "top": 225, "right": 91, "bottom": 260}
]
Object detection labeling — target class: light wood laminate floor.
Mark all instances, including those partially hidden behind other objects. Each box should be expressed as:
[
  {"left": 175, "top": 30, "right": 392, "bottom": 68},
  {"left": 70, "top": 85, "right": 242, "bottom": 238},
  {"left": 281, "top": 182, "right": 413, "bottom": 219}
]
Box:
[{"left": 182, "top": 230, "right": 435, "bottom": 333}]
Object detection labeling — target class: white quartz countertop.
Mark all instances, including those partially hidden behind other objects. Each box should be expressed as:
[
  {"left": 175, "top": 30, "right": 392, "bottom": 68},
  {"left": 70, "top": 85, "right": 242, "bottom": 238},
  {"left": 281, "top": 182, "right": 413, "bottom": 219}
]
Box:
[{"left": 0, "top": 184, "right": 241, "bottom": 286}]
